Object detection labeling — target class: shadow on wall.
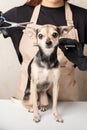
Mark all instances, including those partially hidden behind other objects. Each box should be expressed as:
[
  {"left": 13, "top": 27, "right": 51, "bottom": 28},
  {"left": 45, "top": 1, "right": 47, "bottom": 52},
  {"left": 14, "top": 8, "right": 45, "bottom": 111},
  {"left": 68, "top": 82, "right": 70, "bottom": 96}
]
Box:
[
  {"left": 0, "top": 35, "right": 21, "bottom": 99},
  {"left": 0, "top": 0, "right": 26, "bottom": 99}
]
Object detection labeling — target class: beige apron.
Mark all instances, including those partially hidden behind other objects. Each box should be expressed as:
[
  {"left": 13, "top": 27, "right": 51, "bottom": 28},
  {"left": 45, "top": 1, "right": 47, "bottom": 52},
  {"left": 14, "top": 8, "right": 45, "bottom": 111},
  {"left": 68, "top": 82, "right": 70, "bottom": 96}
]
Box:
[{"left": 17, "top": 2, "right": 79, "bottom": 101}]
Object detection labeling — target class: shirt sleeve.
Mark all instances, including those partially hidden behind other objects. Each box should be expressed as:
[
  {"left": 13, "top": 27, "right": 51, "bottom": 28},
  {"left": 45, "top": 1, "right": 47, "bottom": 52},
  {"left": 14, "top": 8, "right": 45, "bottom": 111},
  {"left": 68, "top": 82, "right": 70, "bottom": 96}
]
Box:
[
  {"left": 85, "top": 10, "right": 87, "bottom": 44},
  {"left": 85, "top": 22, "right": 87, "bottom": 44}
]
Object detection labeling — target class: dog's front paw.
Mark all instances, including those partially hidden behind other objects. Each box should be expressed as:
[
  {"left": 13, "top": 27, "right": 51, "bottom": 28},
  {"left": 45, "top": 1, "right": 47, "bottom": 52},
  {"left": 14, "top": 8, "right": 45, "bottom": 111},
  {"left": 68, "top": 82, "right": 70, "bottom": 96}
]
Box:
[
  {"left": 40, "top": 105, "right": 49, "bottom": 112},
  {"left": 33, "top": 113, "right": 41, "bottom": 122},
  {"left": 53, "top": 113, "right": 64, "bottom": 123}
]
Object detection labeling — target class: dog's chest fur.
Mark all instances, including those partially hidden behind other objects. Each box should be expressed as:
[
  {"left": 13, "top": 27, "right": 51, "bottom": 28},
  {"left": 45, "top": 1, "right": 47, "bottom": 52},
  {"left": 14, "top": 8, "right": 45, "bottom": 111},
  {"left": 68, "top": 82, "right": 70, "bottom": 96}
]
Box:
[
  {"left": 31, "top": 49, "right": 60, "bottom": 92},
  {"left": 31, "top": 62, "right": 60, "bottom": 91}
]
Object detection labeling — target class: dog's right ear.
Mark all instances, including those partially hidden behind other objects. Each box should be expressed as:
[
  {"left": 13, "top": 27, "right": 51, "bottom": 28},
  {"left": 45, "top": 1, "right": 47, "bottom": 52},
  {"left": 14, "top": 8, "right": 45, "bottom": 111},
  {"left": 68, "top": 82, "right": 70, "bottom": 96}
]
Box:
[
  {"left": 35, "top": 25, "right": 42, "bottom": 35},
  {"left": 57, "top": 26, "right": 73, "bottom": 37},
  {"left": 36, "top": 29, "right": 39, "bottom": 37}
]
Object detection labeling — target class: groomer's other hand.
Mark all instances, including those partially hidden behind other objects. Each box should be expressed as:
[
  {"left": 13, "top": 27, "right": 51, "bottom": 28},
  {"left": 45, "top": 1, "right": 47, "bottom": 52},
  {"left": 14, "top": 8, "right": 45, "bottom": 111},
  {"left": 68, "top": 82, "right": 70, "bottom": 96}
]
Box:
[
  {"left": 59, "top": 38, "right": 83, "bottom": 64},
  {"left": 59, "top": 38, "right": 87, "bottom": 70}
]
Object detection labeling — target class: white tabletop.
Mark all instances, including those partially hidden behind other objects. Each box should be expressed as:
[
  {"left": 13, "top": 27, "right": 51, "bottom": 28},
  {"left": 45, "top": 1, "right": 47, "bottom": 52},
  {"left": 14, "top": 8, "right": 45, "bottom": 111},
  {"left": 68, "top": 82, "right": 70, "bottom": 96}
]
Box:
[{"left": 0, "top": 99, "right": 87, "bottom": 130}]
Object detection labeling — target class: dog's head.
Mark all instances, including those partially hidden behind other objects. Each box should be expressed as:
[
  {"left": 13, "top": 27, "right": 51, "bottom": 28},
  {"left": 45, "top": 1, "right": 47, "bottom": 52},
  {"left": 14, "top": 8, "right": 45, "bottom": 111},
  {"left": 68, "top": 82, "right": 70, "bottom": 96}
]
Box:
[{"left": 34, "top": 24, "right": 73, "bottom": 55}]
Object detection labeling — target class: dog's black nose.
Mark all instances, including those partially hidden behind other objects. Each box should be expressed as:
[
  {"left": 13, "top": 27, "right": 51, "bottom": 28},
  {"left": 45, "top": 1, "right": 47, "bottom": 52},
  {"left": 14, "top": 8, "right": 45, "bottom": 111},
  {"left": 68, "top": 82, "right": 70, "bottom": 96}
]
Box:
[{"left": 46, "top": 41, "right": 52, "bottom": 47}]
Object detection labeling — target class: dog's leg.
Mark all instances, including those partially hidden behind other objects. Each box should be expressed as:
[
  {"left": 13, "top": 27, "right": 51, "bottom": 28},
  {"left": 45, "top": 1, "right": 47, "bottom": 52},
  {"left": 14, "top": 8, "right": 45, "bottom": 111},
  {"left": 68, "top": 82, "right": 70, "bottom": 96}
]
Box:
[
  {"left": 29, "top": 91, "right": 39, "bottom": 112},
  {"left": 22, "top": 91, "right": 38, "bottom": 113},
  {"left": 53, "top": 82, "right": 63, "bottom": 122},
  {"left": 31, "top": 80, "right": 41, "bottom": 122},
  {"left": 39, "top": 91, "right": 49, "bottom": 112},
  {"left": 28, "top": 94, "right": 34, "bottom": 112},
  {"left": 22, "top": 90, "right": 36, "bottom": 111}
]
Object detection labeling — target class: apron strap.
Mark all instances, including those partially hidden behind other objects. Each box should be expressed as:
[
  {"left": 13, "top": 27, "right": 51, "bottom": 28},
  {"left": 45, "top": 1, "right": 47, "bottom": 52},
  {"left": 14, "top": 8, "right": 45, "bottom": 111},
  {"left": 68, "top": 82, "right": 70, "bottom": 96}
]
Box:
[
  {"left": 30, "top": 4, "right": 41, "bottom": 23},
  {"left": 65, "top": 2, "right": 74, "bottom": 26},
  {"left": 30, "top": 2, "right": 74, "bottom": 26}
]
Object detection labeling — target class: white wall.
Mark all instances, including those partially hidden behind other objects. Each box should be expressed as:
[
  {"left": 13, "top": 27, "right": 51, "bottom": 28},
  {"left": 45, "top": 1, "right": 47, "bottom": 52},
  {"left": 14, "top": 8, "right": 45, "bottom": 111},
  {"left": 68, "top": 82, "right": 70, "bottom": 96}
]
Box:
[
  {"left": 0, "top": 0, "right": 27, "bottom": 98},
  {"left": 0, "top": 0, "right": 87, "bottom": 100}
]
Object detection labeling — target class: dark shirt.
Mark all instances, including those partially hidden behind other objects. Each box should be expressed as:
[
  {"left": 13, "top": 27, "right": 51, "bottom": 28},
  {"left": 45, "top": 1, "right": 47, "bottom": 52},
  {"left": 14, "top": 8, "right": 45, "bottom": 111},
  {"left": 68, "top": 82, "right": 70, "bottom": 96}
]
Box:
[{"left": 3, "top": 3, "right": 87, "bottom": 63}]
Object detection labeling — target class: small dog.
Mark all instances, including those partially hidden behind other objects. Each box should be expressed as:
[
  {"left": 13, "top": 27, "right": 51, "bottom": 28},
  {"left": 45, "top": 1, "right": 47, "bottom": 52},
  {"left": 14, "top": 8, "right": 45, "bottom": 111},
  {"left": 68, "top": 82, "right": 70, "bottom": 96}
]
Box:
[{"left": 23, "top": 24, "right": 72, "bottom": 122}]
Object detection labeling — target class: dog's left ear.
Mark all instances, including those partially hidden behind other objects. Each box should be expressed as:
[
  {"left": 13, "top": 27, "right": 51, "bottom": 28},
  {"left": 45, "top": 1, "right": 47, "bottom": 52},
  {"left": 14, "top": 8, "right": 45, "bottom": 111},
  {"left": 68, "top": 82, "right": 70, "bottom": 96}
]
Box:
[{"left": 57, "top": 26, "right": 73, "bottom": 37}]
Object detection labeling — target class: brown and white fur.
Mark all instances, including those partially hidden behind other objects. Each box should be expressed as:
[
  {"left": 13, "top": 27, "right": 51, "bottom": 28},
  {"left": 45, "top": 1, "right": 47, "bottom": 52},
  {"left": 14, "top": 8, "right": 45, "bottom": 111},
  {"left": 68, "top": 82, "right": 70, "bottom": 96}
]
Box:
[{"left": 23, "top": 24, "right": 72, "bottom": 122}]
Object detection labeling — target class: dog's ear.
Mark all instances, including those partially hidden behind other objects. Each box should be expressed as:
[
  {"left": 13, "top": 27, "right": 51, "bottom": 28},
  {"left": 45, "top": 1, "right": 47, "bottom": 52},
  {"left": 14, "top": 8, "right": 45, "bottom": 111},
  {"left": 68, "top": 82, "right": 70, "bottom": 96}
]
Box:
[
  {"left": 36, "top": 29, "right": 39, "bottom": 37},
  {"left": 34, "top": 25, "right": 42, "bottom": 36},
  {"left": 57, "top": 26, "right": 73, "bottom": 37}
]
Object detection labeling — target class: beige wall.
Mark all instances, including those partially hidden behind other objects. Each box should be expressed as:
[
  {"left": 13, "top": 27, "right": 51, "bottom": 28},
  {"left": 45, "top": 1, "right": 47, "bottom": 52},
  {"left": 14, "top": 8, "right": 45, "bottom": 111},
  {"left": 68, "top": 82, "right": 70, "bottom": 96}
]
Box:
[
  {"left": 0, "top": 0, "right": 87, "bottom": 100},
  {"left": 70, "top": 0, "right": 87, "bottom": 8}
]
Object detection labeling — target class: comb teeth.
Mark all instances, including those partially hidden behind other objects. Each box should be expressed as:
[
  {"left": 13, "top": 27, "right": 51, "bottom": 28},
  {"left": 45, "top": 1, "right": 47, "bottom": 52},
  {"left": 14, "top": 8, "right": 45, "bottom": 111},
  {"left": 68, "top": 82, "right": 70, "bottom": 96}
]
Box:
[{"left": 64, "top": 45, "right": 76, "bottom": 48}]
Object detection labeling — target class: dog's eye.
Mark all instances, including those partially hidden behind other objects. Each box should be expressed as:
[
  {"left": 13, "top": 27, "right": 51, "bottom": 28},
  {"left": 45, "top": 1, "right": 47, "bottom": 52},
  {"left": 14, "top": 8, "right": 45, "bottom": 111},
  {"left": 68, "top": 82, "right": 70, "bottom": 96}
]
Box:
[
  {"left": 38, "top": 34, "right": 43, "bottom": 39},
  {"left": 52, "top": 32, "right": 58, "bottom": 38}
]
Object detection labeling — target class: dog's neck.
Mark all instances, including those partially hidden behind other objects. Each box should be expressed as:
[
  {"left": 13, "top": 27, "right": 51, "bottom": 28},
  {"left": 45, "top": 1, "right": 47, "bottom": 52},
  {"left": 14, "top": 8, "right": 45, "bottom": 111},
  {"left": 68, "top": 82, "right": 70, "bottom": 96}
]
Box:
[{"left": 35, "top": 46, "right": 59, "bottom": 69}]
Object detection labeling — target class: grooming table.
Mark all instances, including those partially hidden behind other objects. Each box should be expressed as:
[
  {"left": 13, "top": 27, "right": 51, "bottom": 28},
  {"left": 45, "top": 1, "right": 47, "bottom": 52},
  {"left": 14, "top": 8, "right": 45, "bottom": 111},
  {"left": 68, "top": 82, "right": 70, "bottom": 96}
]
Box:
[{"left": 0, "top": 99, "right": 87, "bottom": 130}]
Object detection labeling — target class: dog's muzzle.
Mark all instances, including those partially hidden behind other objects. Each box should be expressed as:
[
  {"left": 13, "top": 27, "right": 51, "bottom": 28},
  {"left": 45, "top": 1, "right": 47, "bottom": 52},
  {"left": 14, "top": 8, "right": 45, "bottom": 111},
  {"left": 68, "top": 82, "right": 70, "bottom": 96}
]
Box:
[{"left": 46, "top": 41, "right": 53, "bottom": 48}]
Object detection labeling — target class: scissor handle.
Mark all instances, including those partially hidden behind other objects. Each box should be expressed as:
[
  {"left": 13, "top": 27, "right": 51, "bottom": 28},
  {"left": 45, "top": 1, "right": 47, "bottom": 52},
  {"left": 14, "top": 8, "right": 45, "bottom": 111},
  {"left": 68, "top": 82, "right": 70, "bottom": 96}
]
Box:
[{"left": 0, "top": 15, "right": 33, "bottom": 29}]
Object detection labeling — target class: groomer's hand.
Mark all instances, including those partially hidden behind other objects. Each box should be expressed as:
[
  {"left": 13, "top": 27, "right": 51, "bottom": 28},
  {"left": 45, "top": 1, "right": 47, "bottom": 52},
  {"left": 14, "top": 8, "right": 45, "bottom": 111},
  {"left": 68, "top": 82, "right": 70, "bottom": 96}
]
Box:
[
  {"left": 0, "top": 11, "right": 8, "bottom": 35},
  {"left": 0, "top": 11, "right": 4, "bottom": 26},
  {"left": 0, "top": 11, "right": 3, "bottom": 34},
  {"left": 59, "top": 38, "right": 87, "bottom": 70}
]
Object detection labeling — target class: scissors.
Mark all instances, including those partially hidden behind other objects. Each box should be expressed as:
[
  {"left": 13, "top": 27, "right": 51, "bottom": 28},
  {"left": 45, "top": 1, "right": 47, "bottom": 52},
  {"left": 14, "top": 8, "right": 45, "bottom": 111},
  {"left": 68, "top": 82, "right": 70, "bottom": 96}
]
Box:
[{"left": 0, "top": 16, "right": 33, "bottom": 29}]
